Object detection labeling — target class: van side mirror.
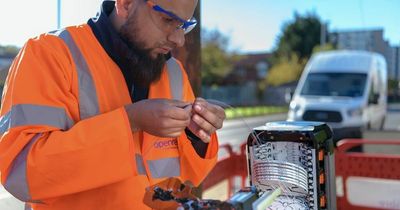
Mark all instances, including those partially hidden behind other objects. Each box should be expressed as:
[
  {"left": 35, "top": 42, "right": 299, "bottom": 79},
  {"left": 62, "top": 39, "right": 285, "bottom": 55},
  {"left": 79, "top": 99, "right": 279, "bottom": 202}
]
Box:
[{"left": 368, "top": 93, "right": 379, "bottom": 104}]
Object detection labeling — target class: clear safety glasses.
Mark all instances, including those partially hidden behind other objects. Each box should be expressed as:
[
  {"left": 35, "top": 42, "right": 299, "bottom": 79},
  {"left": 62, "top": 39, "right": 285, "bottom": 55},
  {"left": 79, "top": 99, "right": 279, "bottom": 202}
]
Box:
[{"left": 145, "top": 0, "right": 197, "bottom": 35}]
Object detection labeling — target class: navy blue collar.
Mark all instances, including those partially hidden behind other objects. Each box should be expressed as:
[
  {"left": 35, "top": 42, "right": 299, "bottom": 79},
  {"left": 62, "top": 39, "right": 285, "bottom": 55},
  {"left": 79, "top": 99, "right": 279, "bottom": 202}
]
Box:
[{"left": 87, "top": 1, "right": 149, "bottom": 101}]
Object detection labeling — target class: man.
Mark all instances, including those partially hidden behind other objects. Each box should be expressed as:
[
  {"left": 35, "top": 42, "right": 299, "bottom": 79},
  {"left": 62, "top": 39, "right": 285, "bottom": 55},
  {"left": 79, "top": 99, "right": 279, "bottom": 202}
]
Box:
[{"left": 0, "top": 0, "right": 225, "bottom": 209}]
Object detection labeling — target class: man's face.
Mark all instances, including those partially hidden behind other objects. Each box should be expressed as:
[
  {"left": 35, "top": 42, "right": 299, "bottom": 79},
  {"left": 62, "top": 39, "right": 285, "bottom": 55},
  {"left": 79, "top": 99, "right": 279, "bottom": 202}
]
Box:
[
  {"left": 117, "top": 0, "right": 197, "bottom": 86},
  {"left": 119, "top": 10, "right": 166, "bottom": 86},
  {"left": 122, "top": 0, "right": 198, "bottom": 58}
]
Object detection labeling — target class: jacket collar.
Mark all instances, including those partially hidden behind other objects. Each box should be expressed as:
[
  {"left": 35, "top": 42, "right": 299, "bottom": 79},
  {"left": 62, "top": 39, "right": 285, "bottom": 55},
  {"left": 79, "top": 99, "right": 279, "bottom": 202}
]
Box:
[
  {"left": 87, "top": 1, "right": 173, "bottom": 102},
  {"left": 88, "top": 1, "right": 152, "bottom": 101},
  {"left": 87, "top": 1, "right": 139, "bottom": 69}
]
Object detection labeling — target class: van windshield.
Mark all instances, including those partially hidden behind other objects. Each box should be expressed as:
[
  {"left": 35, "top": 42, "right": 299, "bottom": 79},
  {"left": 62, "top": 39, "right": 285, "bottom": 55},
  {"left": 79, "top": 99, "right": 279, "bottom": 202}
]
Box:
[{"left": 300, "top": 73, "right": 367, "bottom": 97}]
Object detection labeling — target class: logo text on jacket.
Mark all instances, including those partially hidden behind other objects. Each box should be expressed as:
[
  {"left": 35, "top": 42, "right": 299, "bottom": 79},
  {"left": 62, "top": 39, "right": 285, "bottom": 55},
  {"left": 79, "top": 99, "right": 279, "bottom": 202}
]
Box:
[{"left": 154, "top": 139, "right": 178, "bottom": 149}]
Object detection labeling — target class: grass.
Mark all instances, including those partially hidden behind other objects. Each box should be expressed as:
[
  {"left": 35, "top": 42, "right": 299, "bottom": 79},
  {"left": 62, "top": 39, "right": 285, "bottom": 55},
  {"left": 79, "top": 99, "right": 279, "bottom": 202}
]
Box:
[{"left": 225, "top": 106, "right": 288, "bottom": 119}]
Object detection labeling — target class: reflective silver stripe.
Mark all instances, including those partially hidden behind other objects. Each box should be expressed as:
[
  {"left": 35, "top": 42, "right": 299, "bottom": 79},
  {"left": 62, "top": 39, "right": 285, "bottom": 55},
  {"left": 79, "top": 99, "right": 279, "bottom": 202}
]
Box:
[
  {"left": 0, "top": 104, "right": 74, "bottom": 134},
  {"left": 4, "top": 134, "right": 42, "bottom": 203},
  {"left": 135, "top": 154, "right": 146, "bottom": 175},
  {"left": 166, "top": 58, "right": 183, "bottom": 100},
  {"left": 56, "top": 30, "right": 100, "bottom": 119},
  {"left": 147, "top": 157, "right": 180, "bottom": 178}
]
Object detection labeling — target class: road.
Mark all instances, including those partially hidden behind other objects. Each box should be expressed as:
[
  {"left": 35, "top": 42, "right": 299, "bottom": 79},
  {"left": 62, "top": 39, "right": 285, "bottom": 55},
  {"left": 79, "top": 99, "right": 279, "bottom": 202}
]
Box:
[
  {"left": 217, "top": 104, "right": 400, "bottom": 155},
  {"left": 1, "top": 104, "right": 399, "bottom": 209}
]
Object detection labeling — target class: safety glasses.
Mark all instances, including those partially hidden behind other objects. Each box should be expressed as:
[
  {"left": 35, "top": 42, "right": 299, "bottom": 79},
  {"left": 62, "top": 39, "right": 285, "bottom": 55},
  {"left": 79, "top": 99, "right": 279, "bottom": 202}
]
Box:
[{"left": 145, "top": 0, "right": 197, "bottom": 34}]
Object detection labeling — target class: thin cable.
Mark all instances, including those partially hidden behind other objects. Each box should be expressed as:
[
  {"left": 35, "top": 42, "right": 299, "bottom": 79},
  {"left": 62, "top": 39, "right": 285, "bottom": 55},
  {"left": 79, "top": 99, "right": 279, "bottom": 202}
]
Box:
[
  {"left": 206, "top": 99, "right": 265, "bottom": 146},
  {"left": 141, "top": 99, "right": 263, "bottom": 158}
]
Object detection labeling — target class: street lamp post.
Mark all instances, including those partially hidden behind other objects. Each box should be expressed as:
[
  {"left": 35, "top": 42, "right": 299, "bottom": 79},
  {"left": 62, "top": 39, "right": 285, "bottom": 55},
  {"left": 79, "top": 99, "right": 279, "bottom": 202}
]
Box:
[{"left": 57, "top": 0, "right": 61, "bottom": 29}]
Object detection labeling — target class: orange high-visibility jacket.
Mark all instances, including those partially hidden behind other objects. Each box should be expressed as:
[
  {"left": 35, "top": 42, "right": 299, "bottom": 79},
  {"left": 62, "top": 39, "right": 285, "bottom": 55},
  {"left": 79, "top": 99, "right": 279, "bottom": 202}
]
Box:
[{"left": 0, "top": 25, "right": 218, "bottom": 210}]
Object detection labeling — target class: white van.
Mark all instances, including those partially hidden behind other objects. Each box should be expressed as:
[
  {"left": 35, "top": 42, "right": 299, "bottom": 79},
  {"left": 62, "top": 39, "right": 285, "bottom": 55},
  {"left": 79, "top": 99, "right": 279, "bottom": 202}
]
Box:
[{"left": 287, "top": 50, "right": 387, "bottom": 141}]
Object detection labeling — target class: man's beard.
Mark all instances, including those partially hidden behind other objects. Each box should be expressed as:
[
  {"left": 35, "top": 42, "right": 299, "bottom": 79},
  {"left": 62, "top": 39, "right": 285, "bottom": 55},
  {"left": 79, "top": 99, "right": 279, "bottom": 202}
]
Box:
[{"left": 119, "top": 13, "right": 166, "bottom": 87}]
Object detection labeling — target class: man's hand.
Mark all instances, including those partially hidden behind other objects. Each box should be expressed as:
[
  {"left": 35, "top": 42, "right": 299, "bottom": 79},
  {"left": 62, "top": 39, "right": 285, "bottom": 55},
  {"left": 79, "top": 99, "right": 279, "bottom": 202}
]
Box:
[
  {"left": 125, "top": 99, "right": 192, "bottom": 137},
  {"left": 187, "top": 97, "right": 226, "bottom": 143}
]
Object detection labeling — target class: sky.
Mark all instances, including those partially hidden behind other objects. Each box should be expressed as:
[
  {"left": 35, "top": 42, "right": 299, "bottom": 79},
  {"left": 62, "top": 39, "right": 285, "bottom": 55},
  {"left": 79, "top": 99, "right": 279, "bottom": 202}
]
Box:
[{"left": 0, "top": 0, "right": 399, "bottom": 53}]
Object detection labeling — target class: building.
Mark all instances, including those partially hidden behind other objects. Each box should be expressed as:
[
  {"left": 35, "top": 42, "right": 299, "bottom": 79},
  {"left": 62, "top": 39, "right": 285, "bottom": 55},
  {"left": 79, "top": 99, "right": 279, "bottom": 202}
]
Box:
[
  {"left": 222, "top": 53, "right": 271, "bottom": 85},
  {"left": 330, "top": 29, "right": 387, "bottom": 54},
  {"left": 392, "top": 46, "right": 400, "bottom": 80},
  {"left": 329, "top": 29, "right": 400, "bottom": 81},
  {"left": 202, "top": 52, "right": 272, "bottom": 106}
]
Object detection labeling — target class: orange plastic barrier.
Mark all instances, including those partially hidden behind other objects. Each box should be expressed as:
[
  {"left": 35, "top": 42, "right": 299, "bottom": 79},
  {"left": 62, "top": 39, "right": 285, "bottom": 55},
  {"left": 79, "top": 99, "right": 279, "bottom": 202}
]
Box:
[
  {"left": 203, "top": 139, "right": 400, "bottom": 210},
  {"left": 335, "top": 139, "right": 400, "bottom": 210},
  {"left": 202, "top": 143, "right": 248, "bottom": 196}
]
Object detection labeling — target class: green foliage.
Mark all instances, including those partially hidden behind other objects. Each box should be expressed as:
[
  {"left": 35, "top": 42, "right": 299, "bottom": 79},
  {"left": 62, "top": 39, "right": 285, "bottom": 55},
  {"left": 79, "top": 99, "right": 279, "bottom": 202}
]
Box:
[
  {"left": 312, "top": 43, "right": 335, "bottom": 54},
  {"left": 265, "top": 12, "right": 325, "bottom": 87},
  {"left": 0, "top": 45, "right": 19, "bottom": 57},
  {"left": 201, "top": 29, "right": 236, "bottom": 85},
  {"left": 0, "top": 67, "right": 9, "bottom": 86},
  {"left": 272, "top": 12, "right": 322, "bottom": 63},
  {"left": 225, "top": 106, "right": 288, "bottom": 119},
  {"left": 388, "top": 79, "right": 399, "bottom": 92},
  {"left": 266, "top": 54, "right": 306, "bottom": 86}
]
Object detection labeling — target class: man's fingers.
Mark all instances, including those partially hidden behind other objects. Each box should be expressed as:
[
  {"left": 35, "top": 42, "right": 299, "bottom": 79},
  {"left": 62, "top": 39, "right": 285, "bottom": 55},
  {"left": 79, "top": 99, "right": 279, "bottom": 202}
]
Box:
[
  {"left": 193, "top": 104, "right": 224, "bottom": 129},
  {"left": 188, "top": 118, "right": 211, "bottom": 143},
  {"left": 205, "top": 104, "right": 226, "bottom": 126},
  {"left": 198, "top": 129, "right": 211, "bottom": 143},
  {"left": 209, "top": 104, "right": 226, "bottom": 120},
  {"left": 194, "top": 98, "right": 226, "bottom": 121},
  {"left": 166, "top": 105, "right": 192, "bottom": 120},
  {"left": 160, "top": 118, "right": 190, "bottom": 129},
  {"left": 169, "top": 99, "right": 191, "bottom": 108},
  {"left": 192, "top": 114, "right": 215, "bottom": 135}
]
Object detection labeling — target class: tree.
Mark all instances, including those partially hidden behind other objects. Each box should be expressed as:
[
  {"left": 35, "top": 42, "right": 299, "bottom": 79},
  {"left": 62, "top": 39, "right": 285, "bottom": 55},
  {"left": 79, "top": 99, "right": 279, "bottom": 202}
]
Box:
[
  {"left": 312, "top": 43, "right": 335, "bottom": 54},
  {"left": 265, "top": 12, "right": 326, "bottom": 87},
  {"left": 388, "top": 79, "right": 400, "bottom": 99},
  {"left": 273, "top": 12, "right": 323, "bottom": 62},
  {"left": 266, "top": 54, "right": 306, "bottom": 87},
  {"left": 201, "top": 29, "right": 235, "bottom": 86},
  {"left": 0, "top": 45, "right": 19, "bottom": 57}
]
